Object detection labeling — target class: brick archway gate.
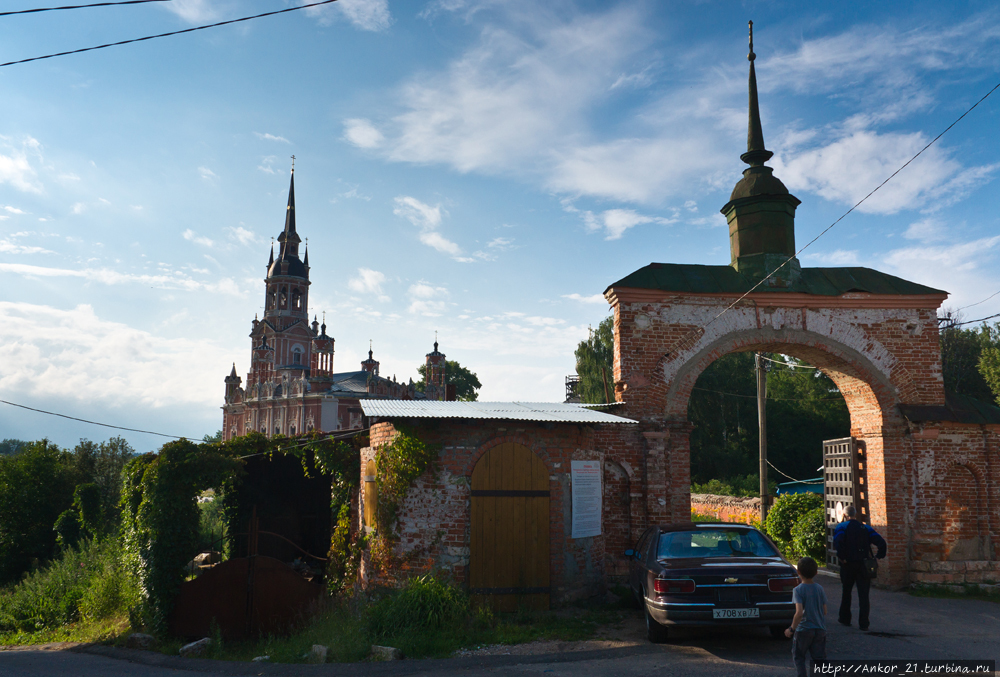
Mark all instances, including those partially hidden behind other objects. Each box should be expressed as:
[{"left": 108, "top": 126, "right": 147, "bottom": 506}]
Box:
[{"left": 601, "top": 292, "right": 942, "bottom": 587}]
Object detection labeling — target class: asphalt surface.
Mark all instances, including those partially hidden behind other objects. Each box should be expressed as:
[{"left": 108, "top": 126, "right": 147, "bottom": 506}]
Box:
[{"left": 2, "top": 573, "right": 998, "bottom": 676}]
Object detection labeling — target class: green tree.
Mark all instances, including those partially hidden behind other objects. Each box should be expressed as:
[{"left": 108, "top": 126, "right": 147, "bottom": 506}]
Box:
[
  {"left": 0, "top": 440, "right": 78, "bottom": 585},
  {"left": 688, "top": 353, "right": 850, "bottom": 487},
  {"left": 416, "top": 360, "right": 482, "bottom": 401},
  {"left": 573, "top": 315, "right": 614, "bottom": 403},
  {"left": 939, "top": 322, "right": 995, "bottom": 401},
  {"left": 0, "top": 439, "right": 28, "bottom": 456},
  {"left": 72, "top": 437, "right": 134, "bottom": 530},
  {"left": 202, "top": 430, "right": 223, "bottom": 443}
]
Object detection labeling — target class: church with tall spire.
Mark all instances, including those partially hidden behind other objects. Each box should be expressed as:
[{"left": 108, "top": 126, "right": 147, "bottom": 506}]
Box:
[{"left": 221, "top": 164, "right": 450, "bottom": 441}]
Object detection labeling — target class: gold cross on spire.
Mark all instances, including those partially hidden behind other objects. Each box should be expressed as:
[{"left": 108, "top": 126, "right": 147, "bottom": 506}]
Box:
[
  {"left": 291, "top": 154, "right": 295, "bottom": 171},
  {"left": 748, "top": 20, "right": 755, "bottom": 61}
]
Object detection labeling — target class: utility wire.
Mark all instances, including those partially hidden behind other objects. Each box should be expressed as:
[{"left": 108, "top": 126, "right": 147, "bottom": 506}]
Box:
[
  {"left": 767, "top": 459, "right": 822, "bottom": 484},
  {"left": 0, "top": 0, "right": 167, "bottom": 17},
  {"left": 655, "top": 77, "right": 1000, "bottom": 368},
  {"left": 691, "top": 385, "right": 844, "bottom": 402},
  {"left": 0, "top": 398, "right": 196, "bottom": 439},
  {"left": 945, "top": 310, "right": 1000, "bottom": 328},
  {"left": 0, "top": 0, "right": 340, "bottom": 68},
  {"left": 758, "top": 354, "right": 819, "bottom": 370},
  {"left": 957, "top": 287, "right": 1000, "bottom": 312}
]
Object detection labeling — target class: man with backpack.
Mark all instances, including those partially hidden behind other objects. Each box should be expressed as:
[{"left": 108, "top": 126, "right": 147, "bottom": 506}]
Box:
[{"left": 833, "top": 505, "right": 887, "bottom": 631}]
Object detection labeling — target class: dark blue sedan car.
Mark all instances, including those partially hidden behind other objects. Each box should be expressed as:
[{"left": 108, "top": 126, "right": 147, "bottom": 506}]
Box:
[{"left": 626, "top": 522, "right": 800, "bottom": 642}]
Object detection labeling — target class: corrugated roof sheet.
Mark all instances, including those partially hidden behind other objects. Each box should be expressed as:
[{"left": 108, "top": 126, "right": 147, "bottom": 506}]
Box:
[
  {"left": 360, "top": 400, "right": 636, "bottom": 424},
  {"left": 605, "top": 263, "right": 946, "bottom": 297}
]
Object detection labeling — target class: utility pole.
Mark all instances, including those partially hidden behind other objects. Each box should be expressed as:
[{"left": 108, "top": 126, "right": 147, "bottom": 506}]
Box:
[{"left": 756, "top": 352, "right": 769, "bottom": 524}]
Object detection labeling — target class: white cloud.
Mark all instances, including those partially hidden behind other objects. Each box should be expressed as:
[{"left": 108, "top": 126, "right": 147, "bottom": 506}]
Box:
[
  {"left": 418, "top": 231, "right": 463, "bottom": 257},
  {"left": 487, "top": 236, "right": 513, "bottom": 249},
  {"left": 903, "top": 218, "right": 946, "bottom": 243},
  {"left": 804, "top": 249, "right": 861, "bottom": 266},
  {"left": 225, "top": 226, "right": 261, "bottom": 246},
  {"left": 772, "top": 130, "right": 993, "bottom": 214},
  {"left": 343, "top": 119, "right": 385, "bottom": 149},
  {"left": 4, "top": 205, "right": 26, "bottom": 214},
  {"left": 581, "top": 208, "right": 676, "bottom": 240},
  {"left": 0, "top": 262, "right": 244, "bottom": 295},
  {"left": 198, "top": 166, "right": 217, "bottom": 181},
  {"left": 407, "top": 282, "right": 449, "bottom": 316},
  {"left": 393, "top": 196, "right": 443, "bottom": 229},
  {"left": 0, "top": 137, "right": 42, "bottom": 193},
  {"left": 348, "top": 268, "right": 390, "bottom": 302},
  {"left": 882, "top": 234, "right": 1000, "bottom": 310},
  {"left": 71, "top": 202, "right": 86, "bottom": 215},
  {"left": 182, "top": 229, "right": 214, "bottom": 247},
  {"left": 0, "top": 239, "right": 52, "bottom": 255},
  {"left": 163, "top": 0, "right": 217, "bottom": 23},
  {"left": 0, "top": 301, "right": 232, "bottom": 409},
  {"left": 303, "top": 0, "right": 391, "bottom": 31},
  {"left": 562, "top": 293, "right": 606, "bottom": 304},
  {"left": 610, "top": 64, "right": 655, "bottom": 90},
  {"left": 254, "top": 132, "right": 291, "bottom": 144}
]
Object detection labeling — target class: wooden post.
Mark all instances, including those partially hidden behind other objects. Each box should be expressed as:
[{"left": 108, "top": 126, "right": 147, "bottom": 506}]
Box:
[{"left": 756, "top": 353, "right": 769, "bottom": 524}]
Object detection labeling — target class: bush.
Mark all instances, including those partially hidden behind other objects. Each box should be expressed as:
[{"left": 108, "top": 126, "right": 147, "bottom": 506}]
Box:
[
  {"left": 0, "top": 540, "right": 137, "bottom": 633},
  {"left": 791, "top": 507, "right": 827, "bottom": 561},
  {"left": 691, "top": 474, "right": 777, "bottom": 498},
  {"left": 764, "top": 492, "right": 822, "bottom": 552},
  {"left": 367, "top": 575, "right": 468, "bottom": 639}
]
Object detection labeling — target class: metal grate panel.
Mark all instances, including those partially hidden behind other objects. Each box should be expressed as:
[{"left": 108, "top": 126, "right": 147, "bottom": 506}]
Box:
[{"left": 823, "top": 437, "right": 869, "bottom": 571}]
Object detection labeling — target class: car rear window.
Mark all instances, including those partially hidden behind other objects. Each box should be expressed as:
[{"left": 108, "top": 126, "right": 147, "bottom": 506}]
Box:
[{"left": 656, "top": 529, "right": 779, "bottom": 559}]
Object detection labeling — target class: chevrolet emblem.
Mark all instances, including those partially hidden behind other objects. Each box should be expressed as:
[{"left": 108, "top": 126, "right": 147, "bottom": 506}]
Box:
[{"left": 725, "top": 577, "right": 739, "bottom": 584}]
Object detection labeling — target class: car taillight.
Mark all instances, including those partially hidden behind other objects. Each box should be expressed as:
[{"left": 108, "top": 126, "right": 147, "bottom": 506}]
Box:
[
  {"left": 653, "top": 578, "right": 695, "bottom": 594},
  {"left": 768, "top": 577, "right": 800, "bottom": 593}
]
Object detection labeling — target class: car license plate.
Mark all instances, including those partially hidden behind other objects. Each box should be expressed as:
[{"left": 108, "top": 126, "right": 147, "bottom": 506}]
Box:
[{"left": 713, "top": 608, "right": 759, "bottom": 619}]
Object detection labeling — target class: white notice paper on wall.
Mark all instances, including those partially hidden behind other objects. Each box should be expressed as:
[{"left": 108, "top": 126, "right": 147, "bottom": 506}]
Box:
[{"left": 571, "top": 460, "right": 602, "bottom": 539}]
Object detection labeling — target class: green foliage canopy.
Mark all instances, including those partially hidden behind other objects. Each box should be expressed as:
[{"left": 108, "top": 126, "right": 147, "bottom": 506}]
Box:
[
  {"left": 0, "top": 441, "right": 78, "bottom": 585},
  {"left": 791, "top": 507, "right": 828, "bottom": 561},
  {"left": 573, "top": 315, "right": 614, "bottom": 403},
  {"left": 416, "top": 360, "right": 482, "bottom": 401}
]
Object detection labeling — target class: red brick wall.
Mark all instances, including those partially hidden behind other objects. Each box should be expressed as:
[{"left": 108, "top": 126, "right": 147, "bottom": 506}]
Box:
[
  {"left": 606, "top": 287, "right": 999, "bottom": 587},
  {"left": 361, "top": 420, "right": 618, "bottom": 602}
]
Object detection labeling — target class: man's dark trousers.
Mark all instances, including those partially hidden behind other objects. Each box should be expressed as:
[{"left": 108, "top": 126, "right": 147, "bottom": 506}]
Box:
[{"left": 839, "top": 561, "right": 870, "bottom": 629}]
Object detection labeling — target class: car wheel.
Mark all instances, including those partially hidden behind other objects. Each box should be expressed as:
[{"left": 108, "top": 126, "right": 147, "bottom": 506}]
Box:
[
  {"left": 769, "top": 625, "right": 789, "bottom": 640},
  {"left": 645, "top": 606, "right": 669, "bottom": 643}
]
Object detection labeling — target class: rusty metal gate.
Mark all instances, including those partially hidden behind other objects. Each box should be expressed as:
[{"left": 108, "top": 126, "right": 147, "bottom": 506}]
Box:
[{"left": 823, "top": 437, "right": 869, "bottom": 571}]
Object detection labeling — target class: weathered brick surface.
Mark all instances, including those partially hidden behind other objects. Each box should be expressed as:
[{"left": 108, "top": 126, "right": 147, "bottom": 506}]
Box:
[
  {"left": 607, "top": 288, "right": 1000, "bottom": 587},
  {"left": 360, "top": 420, "right": 609, "bottom": 603}
]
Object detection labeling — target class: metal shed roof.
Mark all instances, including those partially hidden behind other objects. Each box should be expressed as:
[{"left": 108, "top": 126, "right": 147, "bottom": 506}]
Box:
[{"left": 360, "top": 400, "right": 637, "bottom": 424}]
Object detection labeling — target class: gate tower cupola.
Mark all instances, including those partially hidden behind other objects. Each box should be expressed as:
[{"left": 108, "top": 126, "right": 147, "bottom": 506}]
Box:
[{"left": 720, "top": 21, "right": 801, "bottom": 288}]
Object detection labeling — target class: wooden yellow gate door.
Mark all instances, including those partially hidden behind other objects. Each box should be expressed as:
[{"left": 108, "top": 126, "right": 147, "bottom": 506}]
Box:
[{"left": 469, "top": 443, "right": 550, "bottom": 611}]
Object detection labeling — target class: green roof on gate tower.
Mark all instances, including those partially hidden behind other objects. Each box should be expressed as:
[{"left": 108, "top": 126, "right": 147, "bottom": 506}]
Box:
[
  {"left": 607, "top": 22, "right": 946, "bottom": 300},
  {"left": 606, "top": 263, "right": 946, "bottom": 297}
]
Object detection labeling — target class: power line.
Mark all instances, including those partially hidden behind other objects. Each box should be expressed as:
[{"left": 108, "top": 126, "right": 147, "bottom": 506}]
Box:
[
  {"left": 758, "top": 354, "right": 818, "bottom": 370},
  {"left": 0, "top": 0, "right": 340, "bottom": 69},
  {"left": 0, "top": 1, "right": 167, "bottom": 17},
  {"left": 767, "top": 459, "right": 822, "bottom": 484},
  {"left": 946, "top": 311, "right": 1000, "bottom": 328},
  {"left": 957, "top": 288, "right": 1000, "bottom": 312},
  {"left": 654, "top": 76, "right": 1000, "bottom": 370},
  {"left": 691, "top": 385, "right": 844, "bottom": 402},
  {"left": 0, "top": 398, "right": 197, "bottom": 439}
]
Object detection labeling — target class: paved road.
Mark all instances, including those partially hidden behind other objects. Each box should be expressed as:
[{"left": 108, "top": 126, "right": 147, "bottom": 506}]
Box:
[{"left": 2, "top": 574, "right": 998, "bottom": 676}]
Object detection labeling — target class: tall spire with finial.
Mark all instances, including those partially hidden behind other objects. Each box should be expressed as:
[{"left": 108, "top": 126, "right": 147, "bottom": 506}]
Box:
[
  {"left": 742, "top": 21, "right": 773, "bottom": 167},
  {"left": 719, "top": 21, "right": 801, "bottom": 287}
]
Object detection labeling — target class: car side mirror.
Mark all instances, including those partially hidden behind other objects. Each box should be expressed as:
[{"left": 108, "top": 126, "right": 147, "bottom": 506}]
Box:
[{"left": 624, "top": 549, "right": 636, "bottom": 558}]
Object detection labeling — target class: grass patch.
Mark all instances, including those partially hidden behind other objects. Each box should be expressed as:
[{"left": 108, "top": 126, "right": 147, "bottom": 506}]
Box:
[
  {"left": 0, "top": 538, "right": 139, "bottom": 646},
  {"left": 909, "top": 583, "right": 1000, "bottom": 605},
  {"left": 176, "top": 576, "right": 623, "bottom": 663}
]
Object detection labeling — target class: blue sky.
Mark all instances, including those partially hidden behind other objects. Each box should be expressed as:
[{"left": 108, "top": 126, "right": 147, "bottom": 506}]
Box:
[{"left": 1, "top": 0, "right": 999, "bottom": 452}]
